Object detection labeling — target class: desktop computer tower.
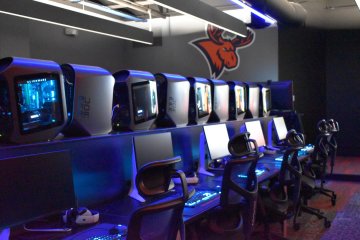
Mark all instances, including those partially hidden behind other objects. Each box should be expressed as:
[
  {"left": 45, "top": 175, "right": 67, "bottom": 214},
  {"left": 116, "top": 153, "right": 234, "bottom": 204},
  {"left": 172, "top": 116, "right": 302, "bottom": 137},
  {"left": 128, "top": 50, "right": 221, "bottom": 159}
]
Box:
[
  {"left": 61, "top": 64, "right": 114, "bottom": 136},
  {"left": 155, "top": 73, "right": 190, "bottom": 127},
  {"left": 0, "top": 57, "right": 68, "bottom": 144},
  {"left": 187, "top": 77, "right": 212, "bottom": 125},
  {"left": 112, "top": 70, "right": 158, "bottom": 131},
  {"left": 208, "top": 79, "right": 229, "bottom": 123}
]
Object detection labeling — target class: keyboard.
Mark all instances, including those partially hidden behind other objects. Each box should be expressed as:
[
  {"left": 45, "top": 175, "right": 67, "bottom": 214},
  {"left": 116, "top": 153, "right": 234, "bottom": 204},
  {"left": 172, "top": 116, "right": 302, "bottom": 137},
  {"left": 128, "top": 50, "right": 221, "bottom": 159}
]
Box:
[
  {"left": 63, "top": 223, "right": 127, "bottom": 240},
  {"left": 185, "top": 190, "right": 220, "bottom": 208}
]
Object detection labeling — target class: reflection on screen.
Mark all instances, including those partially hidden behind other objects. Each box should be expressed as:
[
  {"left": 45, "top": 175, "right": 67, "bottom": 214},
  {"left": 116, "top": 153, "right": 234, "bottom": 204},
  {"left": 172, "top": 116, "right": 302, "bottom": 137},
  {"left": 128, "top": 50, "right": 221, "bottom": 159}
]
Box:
[
  {"left": 15, "top": 74, "right": 63, "bottom": 134},
  {"left": 235, "top": 86, "right": 245, "bottom": 114},
  {"left": 132, "top": 81, "right": 157, "bottom": 124},
  {"left": 204, "top": 124, "right": 230, "bottom": 160},
  {"left": 262, "top": 88, "right": 271, "bottom": 112},
  {"left": 245, "top": 120, "right": 266, "bottom": 147},
  {"left": 196, "top": 83, "right": 212, "bottom": 118},
  {"left": 273, "top": 117, "right": 288, "bottom": 141},
  {"left": 248, "top": 86, "right": 260, "bottom": 118}
]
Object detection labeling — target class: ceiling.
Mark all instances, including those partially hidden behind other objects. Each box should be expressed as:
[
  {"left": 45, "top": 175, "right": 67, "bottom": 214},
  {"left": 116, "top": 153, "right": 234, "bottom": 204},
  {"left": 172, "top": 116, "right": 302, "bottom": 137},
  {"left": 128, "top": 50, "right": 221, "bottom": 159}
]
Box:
[
  {"left": 56, "top": 0, "right": 360, "bottom": 29},
  {"left": 293, "top": 0, "right": 360, "bottom": 29}
]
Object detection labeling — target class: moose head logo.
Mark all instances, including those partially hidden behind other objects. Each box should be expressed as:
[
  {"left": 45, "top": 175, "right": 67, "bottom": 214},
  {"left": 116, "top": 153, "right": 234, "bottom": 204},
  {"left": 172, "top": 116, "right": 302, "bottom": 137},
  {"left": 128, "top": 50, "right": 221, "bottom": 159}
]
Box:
[{"left": 190, "top": 25, "right": 255, "bottom": 79}]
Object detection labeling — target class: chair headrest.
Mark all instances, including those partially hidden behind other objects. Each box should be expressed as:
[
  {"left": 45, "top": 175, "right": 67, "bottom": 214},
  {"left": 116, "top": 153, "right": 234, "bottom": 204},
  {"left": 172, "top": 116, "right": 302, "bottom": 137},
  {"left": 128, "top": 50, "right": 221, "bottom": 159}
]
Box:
[
  {"left": 317, "top": 119, "right": 330, "bottom": 134},
  {"left": 228, "top": 132, "right": 258, "bottom": 157},
  {"left": 136, "top": 156, "right": 181, "bottom": 198},
  {"left": 285, "top": 129, "right": 304, "bottom": 150}
]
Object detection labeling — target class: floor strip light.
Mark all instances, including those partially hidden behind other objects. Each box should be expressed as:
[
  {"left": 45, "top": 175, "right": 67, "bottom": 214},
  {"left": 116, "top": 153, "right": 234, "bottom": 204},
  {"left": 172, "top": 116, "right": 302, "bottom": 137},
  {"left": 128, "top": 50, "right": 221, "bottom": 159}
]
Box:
[
  {"left": 230, "top": 0, "right": 277, "bottom": 24},
  {"left": 150, "top": 0, "right": 247, "bottom": 37}
]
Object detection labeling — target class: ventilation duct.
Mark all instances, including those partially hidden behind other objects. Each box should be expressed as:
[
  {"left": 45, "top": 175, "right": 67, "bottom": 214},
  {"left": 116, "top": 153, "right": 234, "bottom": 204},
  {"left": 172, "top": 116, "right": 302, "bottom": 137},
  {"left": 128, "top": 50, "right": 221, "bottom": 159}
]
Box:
[{"left": 247, "top": 0, "right": 307, "bottom": 27}]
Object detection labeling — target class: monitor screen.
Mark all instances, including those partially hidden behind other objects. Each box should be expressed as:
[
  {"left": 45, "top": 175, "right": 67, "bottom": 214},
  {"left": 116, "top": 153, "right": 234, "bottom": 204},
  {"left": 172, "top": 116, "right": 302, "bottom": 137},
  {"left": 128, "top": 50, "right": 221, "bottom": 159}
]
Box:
[
  {"left": 245, "top": 120, "right": 266, "bottom": 147},
  {"left": 235, "top": 85, "right": 245, "bottom": 114},
  {"left": 0, "top": 151, "right": 76, "bottom": 229},
  {"left": 262, "top": 88, "right": 271, "bottom": 112},
  {"left": 131, "top": 81, "right": 157, "bottom": 124},
  {"left": 196, "top": 83, "right": 212, "bottom": 118},
  {"left": 134, "top": 132, "right": 174, "bottom": 170},
  {"left": 273, "top": 117, "right": 288, "bottom": 141},
  {"left": 248, "top": 86, "right": 260, "bottom": 118},
  {"left": 14, "top": 73, "right": 64, "bottom": 134},
  {"left": 204, "top": 124, "right": 230, "bottom": 160}
]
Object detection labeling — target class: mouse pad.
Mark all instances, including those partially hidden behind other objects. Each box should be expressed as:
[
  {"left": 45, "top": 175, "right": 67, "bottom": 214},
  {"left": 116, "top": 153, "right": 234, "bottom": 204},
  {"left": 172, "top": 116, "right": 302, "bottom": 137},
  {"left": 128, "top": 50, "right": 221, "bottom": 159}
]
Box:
[{"left": 63, "top": 223, "right": 127, "bottom": 240}]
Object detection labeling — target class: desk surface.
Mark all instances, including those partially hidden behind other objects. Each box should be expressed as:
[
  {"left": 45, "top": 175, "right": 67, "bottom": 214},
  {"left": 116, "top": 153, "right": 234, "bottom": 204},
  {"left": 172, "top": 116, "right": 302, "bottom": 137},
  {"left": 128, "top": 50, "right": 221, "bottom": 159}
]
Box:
[{"left": 10, "top": 152, "right": 309, "bottom": 239}]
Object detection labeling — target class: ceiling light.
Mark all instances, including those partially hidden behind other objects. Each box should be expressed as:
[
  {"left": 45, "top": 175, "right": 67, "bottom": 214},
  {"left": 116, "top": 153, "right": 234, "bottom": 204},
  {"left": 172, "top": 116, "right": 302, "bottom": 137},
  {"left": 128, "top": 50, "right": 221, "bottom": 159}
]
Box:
[
  {"left": 78, "top": 0, "right": 145, "bottom": 22},
  {"left": 0, "top": 0, "right": 153, "bottom": 44},
  {"left": 150, "top": 0, "right": 247, "bottom": 37},
  {"left": 355, "top": 0, "right": 360, "bottom": 10},
  {"left": 230, "top": 0, "right": 277, "bottom": 24}
]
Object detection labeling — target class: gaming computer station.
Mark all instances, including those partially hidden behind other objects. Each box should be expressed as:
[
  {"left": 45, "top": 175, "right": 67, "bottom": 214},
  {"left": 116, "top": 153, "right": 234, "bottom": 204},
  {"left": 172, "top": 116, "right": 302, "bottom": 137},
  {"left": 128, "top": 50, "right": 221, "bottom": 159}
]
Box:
[{"left": 0, "top": 56, "right": 339, "bottom": 239}]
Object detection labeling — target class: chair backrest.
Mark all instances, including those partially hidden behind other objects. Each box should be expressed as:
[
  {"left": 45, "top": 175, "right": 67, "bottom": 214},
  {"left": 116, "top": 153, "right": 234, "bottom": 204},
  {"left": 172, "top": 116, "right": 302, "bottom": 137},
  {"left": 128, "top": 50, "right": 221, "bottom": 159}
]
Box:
[
  {"left": 130, "top": 157, "right": 189, "bottom": 240},
  {"left": 126, "top": 195, "right": 185, "bottom": 240},
  {"left": 219, "top": 133, "right": 260, "bottom": 236}
]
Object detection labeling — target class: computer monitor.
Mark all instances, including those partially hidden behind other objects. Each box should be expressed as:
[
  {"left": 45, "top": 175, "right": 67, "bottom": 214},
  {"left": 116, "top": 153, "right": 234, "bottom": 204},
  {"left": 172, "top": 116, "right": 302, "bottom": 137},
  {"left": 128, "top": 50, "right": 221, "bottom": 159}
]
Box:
[
  {"left": 113, "top": 70, "right": 158, "bottom": 131},
  {"left": 155, "top": 73, "right": 190, "bottom": 127},
  {"left": 208, "top": 79, "right": 229, "bottom": 123},
  {"left": 246, "top": 83, "right": 260, "bottom": 118},
  {"left": 203, "top": 124, "right": 230, "bottom": 160},
  {"left": 273, "top": 117, "right": 288, "bottom": 142},
  {"left": 269, "top": 80, "right": 294, "bottom": 110},
  {"left": 260, "top": 85, "right": 272, "bottom": 117},
  {"left": 228, "top": 81, "right": 247, "bottom": 121},
  {"left": 130, "top": 132, "right": 176, "bottom": 201},
  {"left": 187, "top": 77, "right": 212, "bottom": 125},
  {"left": 0, "top": 151, "right": 76, "bottom": 229},
  {"left": 61, "top": 64, "right": 114, "bottom": 136},
  {"left": 133, "top": 132, "right": 174, "bottom": 170},
  {"left": 244, "top": 120, "right": 266, "bottom": 148},
  {"left": 0, "top": 57, "right": 67, "bottom": 144}
]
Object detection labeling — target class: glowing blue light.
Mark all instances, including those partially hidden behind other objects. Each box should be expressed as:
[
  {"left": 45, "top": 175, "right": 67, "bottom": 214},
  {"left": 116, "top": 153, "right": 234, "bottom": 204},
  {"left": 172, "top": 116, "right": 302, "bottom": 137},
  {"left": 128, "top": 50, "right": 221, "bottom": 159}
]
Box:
[
  {"left": 194, "top": 77, "right": 209, "bottom": 84},
  {"left": 275, "top": 157, "right": 283, "bottom": 161},
  {"left": 71, "top": 65, "right": 110, "bottom": 75},
  {"left": 162, "top": 73, "right": 187, "bottom": 80},
  {"left": 230, "top": 0, "right": 277, "bottom": 24},
  {"left": 13, "top": 58, "right": 59, "bottom": 70},
  {"left": 129, "top": 70, "right": 154, "bottom": 79}
]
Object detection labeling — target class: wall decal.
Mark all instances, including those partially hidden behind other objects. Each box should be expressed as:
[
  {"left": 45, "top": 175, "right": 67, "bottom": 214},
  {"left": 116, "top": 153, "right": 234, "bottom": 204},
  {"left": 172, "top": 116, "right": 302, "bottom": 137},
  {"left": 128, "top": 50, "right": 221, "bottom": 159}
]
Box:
[{"left": 190, "top": 25, "right": 255, "bottom": 79}]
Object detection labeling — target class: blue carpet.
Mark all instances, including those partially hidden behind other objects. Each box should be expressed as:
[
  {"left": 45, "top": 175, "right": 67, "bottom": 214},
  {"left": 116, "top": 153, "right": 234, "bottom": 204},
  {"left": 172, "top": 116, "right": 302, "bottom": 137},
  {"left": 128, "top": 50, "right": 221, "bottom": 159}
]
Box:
[{"left": 322, "top": 192, "right": 360, "bottom": 239}]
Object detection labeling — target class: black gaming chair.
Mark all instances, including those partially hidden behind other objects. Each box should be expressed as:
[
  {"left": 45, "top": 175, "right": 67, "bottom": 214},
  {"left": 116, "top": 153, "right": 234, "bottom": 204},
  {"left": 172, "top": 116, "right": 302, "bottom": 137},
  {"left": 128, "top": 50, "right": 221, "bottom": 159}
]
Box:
[
  {"left": 306, "top": 120, "right": 337, "bottom": 206},
  {"left": 126, "top": 157, "right": 189, "bottom": 240},
  {"left": 327, "top": 119, "right": 340, "bottom": 174},
  {"left": 258, "top": 129, "right": 304, "bottom": 238},
  {"left": 208, "top": 132, "right": 260, "bottom": 240}
]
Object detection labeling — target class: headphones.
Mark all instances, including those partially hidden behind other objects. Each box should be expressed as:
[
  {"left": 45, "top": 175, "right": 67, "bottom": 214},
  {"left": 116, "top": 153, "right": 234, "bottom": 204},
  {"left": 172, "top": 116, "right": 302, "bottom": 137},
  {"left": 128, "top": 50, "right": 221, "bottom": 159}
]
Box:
[
  {"left": 62, "top": 207, "right": 99, "bottom": 226},
  {"left": 285, "top": 129, "right": 305, "bottom": 148},
  {"left": 317, "top": 119, "right": 330, "bottom": 134}
]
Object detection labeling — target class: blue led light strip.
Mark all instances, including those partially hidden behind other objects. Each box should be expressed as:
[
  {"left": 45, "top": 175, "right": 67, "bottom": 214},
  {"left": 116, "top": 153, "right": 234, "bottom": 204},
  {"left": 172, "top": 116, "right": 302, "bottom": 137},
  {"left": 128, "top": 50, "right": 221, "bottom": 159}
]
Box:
[{"left": 230, "top": 0, "right": 277, "bottom": 24}]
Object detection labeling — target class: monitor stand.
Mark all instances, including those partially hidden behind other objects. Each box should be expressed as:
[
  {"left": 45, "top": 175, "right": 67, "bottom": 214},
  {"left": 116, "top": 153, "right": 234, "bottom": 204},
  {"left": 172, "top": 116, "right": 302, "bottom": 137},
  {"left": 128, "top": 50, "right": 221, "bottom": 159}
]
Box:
[
  {"left": 197, "top": 132, "right": 215, "bottom": 176},
  {"left": 128, "top": 145, "right": 145, "bottom": 203},
  {"left": 0, "top": 228, "right": 10, "bottom": 240}
]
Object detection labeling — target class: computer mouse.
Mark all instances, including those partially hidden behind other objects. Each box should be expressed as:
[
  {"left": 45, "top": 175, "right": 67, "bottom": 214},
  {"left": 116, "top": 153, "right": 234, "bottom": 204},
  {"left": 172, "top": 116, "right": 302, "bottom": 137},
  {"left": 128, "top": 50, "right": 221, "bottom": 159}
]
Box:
[{"left": 109, "top": 224, "right": 127, "bottom": 236}]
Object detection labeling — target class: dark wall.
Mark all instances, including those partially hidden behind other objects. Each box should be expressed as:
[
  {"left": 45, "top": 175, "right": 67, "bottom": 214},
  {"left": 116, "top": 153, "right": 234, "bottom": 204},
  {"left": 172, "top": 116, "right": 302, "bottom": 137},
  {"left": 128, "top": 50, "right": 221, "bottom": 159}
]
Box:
[
  {"left": 279, "top": 27, "right": 327, "bottom": 143},
  {"left": 326, "top": 30, "right": 360, "bottom": 155},
  {"left": 0, "top": 14, "right": 126, "bottom": 72}
]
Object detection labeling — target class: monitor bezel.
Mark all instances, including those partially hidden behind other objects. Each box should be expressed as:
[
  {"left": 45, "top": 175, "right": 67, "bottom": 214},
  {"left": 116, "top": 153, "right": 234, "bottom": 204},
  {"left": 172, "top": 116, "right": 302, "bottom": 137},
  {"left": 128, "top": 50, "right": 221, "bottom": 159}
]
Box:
[
  {"left": 14, "top": 73, "right": 65, "bottom": 135},
  {"left": 131, "top": 80, "right": 158, "bottom": 124},
  {"left": 196, "top": 82, "right": 212, "bottom": 118}
]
